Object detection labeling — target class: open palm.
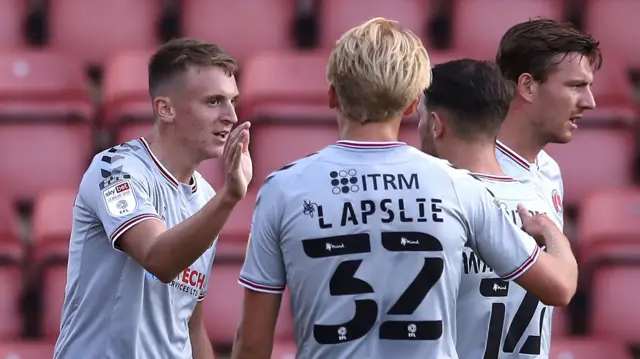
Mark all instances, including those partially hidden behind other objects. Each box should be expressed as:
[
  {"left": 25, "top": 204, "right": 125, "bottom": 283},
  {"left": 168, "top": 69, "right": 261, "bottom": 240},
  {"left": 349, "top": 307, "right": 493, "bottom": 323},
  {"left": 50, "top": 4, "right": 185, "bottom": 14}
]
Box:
[{"left": 223, "top": 122, "right": 253, "bottom": 200}]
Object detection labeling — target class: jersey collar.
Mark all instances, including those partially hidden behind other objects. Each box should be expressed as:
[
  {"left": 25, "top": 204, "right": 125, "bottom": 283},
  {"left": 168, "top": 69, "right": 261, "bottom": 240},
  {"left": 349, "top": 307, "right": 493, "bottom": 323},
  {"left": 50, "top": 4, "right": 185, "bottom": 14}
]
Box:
[
  {"left": 495, "top": 140, "right": 538, "bottom": 174},
  {"left": 471, "top": 173, "right": 517, "bottom": 182},
  {"left": 138, "top": 137, "right": 198, "bottom": 192},
  {"left": 334, "top": 140, "right": 406, "bottom": 149}
]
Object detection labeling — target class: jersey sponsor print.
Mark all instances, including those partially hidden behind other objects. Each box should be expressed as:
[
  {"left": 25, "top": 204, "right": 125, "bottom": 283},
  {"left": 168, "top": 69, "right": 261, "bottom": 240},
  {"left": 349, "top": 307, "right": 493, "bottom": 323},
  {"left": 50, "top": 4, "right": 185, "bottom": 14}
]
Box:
[{"left": 239, "top": 140, "right": 541, "bottom": 359}]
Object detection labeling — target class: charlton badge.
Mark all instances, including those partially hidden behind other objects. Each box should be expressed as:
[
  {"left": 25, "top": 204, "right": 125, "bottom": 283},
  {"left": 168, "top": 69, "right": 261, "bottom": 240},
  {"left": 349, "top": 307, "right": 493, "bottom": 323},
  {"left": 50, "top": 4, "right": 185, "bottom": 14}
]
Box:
[{"left": 551, "top": 189, "right": 563, "bottom": 215}]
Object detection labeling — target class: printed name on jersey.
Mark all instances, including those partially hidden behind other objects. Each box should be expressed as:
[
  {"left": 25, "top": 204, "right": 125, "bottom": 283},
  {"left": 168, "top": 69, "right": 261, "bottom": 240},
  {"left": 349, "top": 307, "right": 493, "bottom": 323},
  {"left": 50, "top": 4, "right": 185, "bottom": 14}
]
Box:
[
  {"left": 102, "top": 180, "right": 138, "bottom": 217},
  {"left": 551, "top": 189, "right": 563, "bottom": 215},
  {"left": 329, "top": 169, "right": 419, "bottom": 195}
]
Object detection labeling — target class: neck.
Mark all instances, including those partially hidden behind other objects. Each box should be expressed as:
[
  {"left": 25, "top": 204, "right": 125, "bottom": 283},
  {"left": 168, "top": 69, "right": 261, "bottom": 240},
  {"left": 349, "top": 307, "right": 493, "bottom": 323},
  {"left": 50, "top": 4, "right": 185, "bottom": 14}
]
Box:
[
  {"left": 338, "top": 115, "right": 401, "bottom": 142},
  {"left": 144, "top": 127, "right": 199, "bottom": 184},
  {"left": 440, "top": 138, "right": 504, "bottom": 175},
  {"left": 498, "top": 109, "right": 544, "bottom": 163}
]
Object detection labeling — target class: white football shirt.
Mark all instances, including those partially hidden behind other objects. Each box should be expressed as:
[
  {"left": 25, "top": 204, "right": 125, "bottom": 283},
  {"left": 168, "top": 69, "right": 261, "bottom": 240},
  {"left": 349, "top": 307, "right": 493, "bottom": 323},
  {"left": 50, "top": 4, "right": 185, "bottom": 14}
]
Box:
[
  {"left": 456, "top": 173, "right": 559, "bottom": 359},
  {"left": 240, "top": 140, "right": 542, "bottom": 359}
]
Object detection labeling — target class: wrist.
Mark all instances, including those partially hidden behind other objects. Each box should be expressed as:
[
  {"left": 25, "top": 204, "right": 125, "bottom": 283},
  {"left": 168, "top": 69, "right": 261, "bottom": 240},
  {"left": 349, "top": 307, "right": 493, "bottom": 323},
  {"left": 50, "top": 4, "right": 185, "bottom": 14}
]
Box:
[{"left": 218, "top": 186, "right": 244, "bottom": 206}]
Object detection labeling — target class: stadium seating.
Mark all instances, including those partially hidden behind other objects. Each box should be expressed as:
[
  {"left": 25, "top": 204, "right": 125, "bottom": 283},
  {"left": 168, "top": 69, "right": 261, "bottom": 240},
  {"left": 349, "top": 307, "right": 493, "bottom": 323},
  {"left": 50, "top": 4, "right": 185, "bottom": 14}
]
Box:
[
  {"left": 552, "top": 307, "right": 570, "bottom": 337},
  {"left": 451, "top": 0, "right": 563, "bottom": 60},
  {"left": 586, "top": 56, "right": 637, "bottom": 124},
  {"left": 0, "top": 265, "right": 25, "bottom": 339},
  {"left": 544, "top": 128, "right": 636, "bottom": 208},
  {"left": 0, "top": 0, "right": 26, "bottom": 49},
  {"left": 578, "top": 188, "right": 640, "bottom": 267},
  {"left": 585, "top": 0, "right": 640, "bottom": 70},
  {"left": 216, "top": 191, "right": 256, "bottom": 259},
  {"left": 31, "top": 189, "right": 76, "bottom": 264},
  {"left": 0, "top": 341, "right": 56, "bottom": 359},
  {"left": 589, "top": 266, "right": 640, "bottom": 344},
  {"left": 0, "top": 196, "right": 23, "bottom": 263},
  {"left": 182, "top": 0, "right": 295, "bottom": 65},
  {"left": 550, "top": 338, "right": 632, "bottom": 359},
  {"left": 204, "top": 262, "right": 294, "bottom": 346},
  {"left": 48, "top": 0, "right": 160, "bottom": 66},
  {"left": 0, "top": 51, "right": 93, "bottom": 202},
  {"left": 319, "top": 0, "right": 432, "bottom": 49},
  {"left": 40, "top": 264, "right": 67, "bottom": 339}
]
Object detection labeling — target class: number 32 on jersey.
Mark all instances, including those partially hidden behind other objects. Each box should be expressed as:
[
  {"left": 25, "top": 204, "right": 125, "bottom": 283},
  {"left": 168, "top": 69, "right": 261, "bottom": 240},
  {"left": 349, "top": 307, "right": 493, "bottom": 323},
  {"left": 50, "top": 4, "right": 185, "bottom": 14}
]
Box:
[{"left": 302, "top": 231, "right": 444, "bottom": 344}]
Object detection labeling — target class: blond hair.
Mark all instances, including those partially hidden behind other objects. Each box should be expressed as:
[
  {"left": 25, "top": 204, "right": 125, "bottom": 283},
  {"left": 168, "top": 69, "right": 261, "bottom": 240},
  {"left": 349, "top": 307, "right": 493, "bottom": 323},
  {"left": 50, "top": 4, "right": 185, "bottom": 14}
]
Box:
[{"left": 326, "top": 17, "right": 432, "bottom": 123}]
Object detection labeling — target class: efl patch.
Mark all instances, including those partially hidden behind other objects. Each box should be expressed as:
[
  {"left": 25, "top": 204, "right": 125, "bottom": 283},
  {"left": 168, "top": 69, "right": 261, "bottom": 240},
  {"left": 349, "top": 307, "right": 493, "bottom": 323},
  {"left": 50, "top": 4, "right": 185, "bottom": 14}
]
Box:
[
  {"left": 102, "top": 180, "right": 138, "bottom": 217},
  {"left": 551, "top": 189, "right": 563, "bottom": 215}
]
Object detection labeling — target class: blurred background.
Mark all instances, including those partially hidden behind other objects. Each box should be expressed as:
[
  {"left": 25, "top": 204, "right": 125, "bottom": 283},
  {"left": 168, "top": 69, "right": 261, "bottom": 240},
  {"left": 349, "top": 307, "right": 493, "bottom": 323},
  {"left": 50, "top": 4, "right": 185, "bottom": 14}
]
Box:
[{"left": 0, "top": 0, "right": 639, "bottom": 358}]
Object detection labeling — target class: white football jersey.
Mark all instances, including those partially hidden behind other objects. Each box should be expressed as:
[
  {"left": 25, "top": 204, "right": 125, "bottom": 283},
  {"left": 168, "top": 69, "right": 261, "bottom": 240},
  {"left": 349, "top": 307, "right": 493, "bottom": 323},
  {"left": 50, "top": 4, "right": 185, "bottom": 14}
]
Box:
[
  {"left": 456, "top": 173, "right": 559, "bottom": 359},
  {"left": 495, "top": 140, "right": 564, "bottom": 229},
  {"left": 239, "top": 140, "right": 542, "bottom": 359}
]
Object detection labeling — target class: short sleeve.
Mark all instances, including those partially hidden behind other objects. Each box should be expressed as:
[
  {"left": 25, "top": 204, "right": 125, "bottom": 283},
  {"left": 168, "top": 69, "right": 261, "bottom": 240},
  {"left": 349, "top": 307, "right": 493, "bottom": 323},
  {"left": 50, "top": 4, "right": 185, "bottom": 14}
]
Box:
[
  {"left": 81, "top": 160, "right": 162, "bottom": 250},
  {"left": 238, "top": 180, "right": 286, "bottom": 294},
  {"left": 458, "top": 179, "right": 541, "bottom": 281}
]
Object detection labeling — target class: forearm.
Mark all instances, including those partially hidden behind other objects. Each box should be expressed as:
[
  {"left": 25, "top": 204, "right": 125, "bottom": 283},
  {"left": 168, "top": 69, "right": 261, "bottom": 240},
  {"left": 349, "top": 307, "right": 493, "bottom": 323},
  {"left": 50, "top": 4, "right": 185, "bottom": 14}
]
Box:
[
  {"left": 145, "top": 187, "right": 239, "bottom": 282},
  {"left": 192, "top": 325, "right": 215, "bottom": 359},
  {"left": 542, "top": 227, "right": 578, "bottom": 288},
  {"left": 231, "top": 335, "right": 272, "bottom": 359}
]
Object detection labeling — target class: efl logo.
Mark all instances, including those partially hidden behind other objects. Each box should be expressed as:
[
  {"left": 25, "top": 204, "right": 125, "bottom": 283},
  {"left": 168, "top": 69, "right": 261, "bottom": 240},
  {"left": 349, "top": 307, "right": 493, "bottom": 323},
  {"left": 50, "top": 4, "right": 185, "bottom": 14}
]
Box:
[
  {"left": 116, "top": 182, "right": 130, "bottom": 193},
  {"left": 551, "top": 189, "right": 563, "bottom": 215}
]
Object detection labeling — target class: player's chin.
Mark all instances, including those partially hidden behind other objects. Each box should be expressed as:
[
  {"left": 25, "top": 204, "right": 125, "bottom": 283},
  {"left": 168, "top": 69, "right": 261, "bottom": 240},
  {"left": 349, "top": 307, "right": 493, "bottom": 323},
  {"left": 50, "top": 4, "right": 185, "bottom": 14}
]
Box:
[
  {"left": 552, "top": 128, "right": 575, "bottom": 144},
  {"left": 203, "top": 143, "right": 225, "bottom": 159}
]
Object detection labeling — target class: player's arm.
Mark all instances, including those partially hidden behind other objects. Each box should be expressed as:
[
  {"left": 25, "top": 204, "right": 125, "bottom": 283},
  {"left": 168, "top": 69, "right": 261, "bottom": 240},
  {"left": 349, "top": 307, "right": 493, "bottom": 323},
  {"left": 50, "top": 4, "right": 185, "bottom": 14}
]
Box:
[
  {"left": 89, "top": 124, "right": 250, "bottom": 283},
  {"left": 461, "top": 183, "right": 577, "bottom": 306},
  {"left": 231, "top": 180, "right": 286, "bottom": 359},
  {"left": 189, "top": 302, "right": 215, "bottom": 359}
]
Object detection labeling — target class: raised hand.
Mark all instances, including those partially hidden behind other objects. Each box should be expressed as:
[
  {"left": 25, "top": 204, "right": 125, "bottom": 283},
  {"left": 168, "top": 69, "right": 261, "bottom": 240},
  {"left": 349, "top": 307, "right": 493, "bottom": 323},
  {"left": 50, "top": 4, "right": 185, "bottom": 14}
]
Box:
[{"left": 222, "top": 122, "right": 253, "bottom": 201}]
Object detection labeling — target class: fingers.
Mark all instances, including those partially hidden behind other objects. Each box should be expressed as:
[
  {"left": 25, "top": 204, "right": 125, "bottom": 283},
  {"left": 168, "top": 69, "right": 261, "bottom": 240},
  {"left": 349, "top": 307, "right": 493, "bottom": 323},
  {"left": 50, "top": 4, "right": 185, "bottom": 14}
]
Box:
[
  {"left": 230, "top": 141, "right": 243, "bottom": 174},
  {"left": 517, "top": 203, "right": 531, "bottom": 222},
  {"left": 223, "top": 122, "right": 248, "bottom": 157},
  {"left": 241, "top": 126, "right": 250, "bottom": 154}
]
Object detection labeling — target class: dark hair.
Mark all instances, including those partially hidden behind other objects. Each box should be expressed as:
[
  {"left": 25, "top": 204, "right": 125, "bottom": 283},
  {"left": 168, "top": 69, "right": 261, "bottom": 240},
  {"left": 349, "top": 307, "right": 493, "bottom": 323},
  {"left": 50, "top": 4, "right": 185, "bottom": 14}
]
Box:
[
  {"left": 496, "top": 18, "right": 602, "bottom": 83},
  {"left": 148, "top": 38, "right": 237, "bottom": 96},
  {"left": 423, "top": 59, "right": 514, "bottom": 139}
]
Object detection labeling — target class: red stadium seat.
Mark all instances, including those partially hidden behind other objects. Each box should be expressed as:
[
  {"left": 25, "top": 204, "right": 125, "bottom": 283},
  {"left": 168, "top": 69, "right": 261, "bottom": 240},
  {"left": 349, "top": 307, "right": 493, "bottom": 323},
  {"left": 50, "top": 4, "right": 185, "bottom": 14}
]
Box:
[
  {"left": 0, "top": 0, "right": 27, "bottom": 49},
  {"left": 550, "top": 338, "right": 632, "bottom": 359},
  {"left": 182, "top": 0, "right": 295, "bottom": 65},
  {"left": 216, "top": 191, "right": 256, "bottom": 259},
  {"left": 0, "top": 51, "right": 93, "bottom": 202},
  {"left": 103, "top": 51, "right": 154, "bottom": 127},
  {"left": 48, "top": 0, "right": 160, "bottom": 66},
  {"left": 577, "top": 188, "right": 640, "bottom": 266},
  {"left": 544, "top": 129, "right": 635, "bottom": 208},
  {"left": 585, "top": 0, "right": 640, "bottom": 69},
  {"left": 240, "top": 51, "right": 332, "bottom": 120},
  {"left": 271, "top": 340, "right": 296, "bottom": 359},
  {"left": 203, "top": 263, "right": 292, "bottom": 345},
  {"left": 589, "top": 266, "right": 640, "bottom": 344},
  {"left": 32, "top": 189, "right": 76, "bottom": 264},
  {"left": 41, "top": 265, "right": 67, "bottom": 339},
  {"left": 0, "top": 341, "right": 56, "bottom": 359},
  {"left": 452, "top": 0, "right": 563, "bottom": 60},
  {"left": 0, "top": 266, "right": 25, "bottom": 339},
  {"left": 320, "top": 0, "right": 431, "bottom": 49},
  {"left": 586, "top": 56, "right": 637, "bottom": 124}
]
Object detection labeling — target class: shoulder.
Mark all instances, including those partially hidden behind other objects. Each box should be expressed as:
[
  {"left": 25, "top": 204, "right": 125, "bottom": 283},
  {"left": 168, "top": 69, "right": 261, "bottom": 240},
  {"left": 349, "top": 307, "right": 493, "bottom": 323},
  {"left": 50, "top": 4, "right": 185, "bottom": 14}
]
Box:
[
  {"left": 537, "top": 149, "right": 561, "bottom": 176},
  {"left": 80, "top": 140, "right": 154, "bottom": 195},
  {"left": 261, "top": 151, "right": 323, "bottom": 186}
]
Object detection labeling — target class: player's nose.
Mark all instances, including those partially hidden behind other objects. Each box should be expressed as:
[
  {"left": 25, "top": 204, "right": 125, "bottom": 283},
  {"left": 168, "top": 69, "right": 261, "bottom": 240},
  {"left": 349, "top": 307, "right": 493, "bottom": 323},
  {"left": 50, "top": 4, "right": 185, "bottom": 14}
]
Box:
[{"left": 579, "top": 87, "right": 596, "bottom": 110}]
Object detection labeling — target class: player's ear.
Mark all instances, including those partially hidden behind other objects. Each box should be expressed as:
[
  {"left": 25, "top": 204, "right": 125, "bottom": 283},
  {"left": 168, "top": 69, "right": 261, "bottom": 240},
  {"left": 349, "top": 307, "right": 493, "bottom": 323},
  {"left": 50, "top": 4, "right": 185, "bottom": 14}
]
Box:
[
  {"left": 431, "top": 112, "right": 444, "bottom": 139},
  {"left": 402, "top": 97, "right": 419, "bottom": 117},
  {"left": 328, "top": 86, "right": 338, "bottom": 109},
  {"left": 516, "top": 73, "right": 537, "bottom": 103},
  {"left": 153, "top": 96, "right": 176, "bottom": 124}
]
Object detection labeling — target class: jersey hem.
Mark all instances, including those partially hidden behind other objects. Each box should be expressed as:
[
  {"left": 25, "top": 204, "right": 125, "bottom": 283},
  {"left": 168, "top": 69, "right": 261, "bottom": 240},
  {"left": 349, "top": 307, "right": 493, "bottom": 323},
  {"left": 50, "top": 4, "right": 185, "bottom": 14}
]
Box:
[
  {"left": 238, "top": 277, "right": 285, "bottom": 294},
  {"left": 110, "top": 213, "right": 163, "bottom": 248},
  {"left": 501, "top": 245, "right": 541, "bottom": 281}
]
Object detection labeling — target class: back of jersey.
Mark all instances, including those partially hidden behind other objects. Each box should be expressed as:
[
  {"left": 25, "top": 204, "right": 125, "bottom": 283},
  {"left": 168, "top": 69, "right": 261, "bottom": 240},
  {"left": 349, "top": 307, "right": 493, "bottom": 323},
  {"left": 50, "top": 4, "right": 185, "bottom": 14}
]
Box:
[
  {"left": 240, "top": 141, "right": 471, "bottom": 359},
  {"left": 457, "top": 174, "right": 553, "bottom": 359}
]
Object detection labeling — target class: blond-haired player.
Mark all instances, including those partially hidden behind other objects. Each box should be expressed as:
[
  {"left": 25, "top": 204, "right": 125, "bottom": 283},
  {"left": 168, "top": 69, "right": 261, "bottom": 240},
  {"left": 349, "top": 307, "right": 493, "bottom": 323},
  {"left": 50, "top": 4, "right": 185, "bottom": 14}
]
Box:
[{"left": 231, "top": 18, "right": 575, "bottom": 359}]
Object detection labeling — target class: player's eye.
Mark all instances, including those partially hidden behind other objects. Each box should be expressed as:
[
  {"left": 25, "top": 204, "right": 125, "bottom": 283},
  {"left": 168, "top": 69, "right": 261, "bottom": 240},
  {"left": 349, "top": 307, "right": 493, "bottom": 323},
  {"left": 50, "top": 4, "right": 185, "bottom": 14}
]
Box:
[{"left": 208, "top": 98, "right": 219, "bottom": 105}]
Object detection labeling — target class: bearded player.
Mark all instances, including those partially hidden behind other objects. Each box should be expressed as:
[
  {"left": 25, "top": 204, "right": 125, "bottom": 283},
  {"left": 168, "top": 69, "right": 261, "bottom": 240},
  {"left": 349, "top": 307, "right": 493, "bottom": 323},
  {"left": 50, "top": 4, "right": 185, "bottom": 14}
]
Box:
[{"left": 419, "top": 59, "right": 572, "bottom": 359}]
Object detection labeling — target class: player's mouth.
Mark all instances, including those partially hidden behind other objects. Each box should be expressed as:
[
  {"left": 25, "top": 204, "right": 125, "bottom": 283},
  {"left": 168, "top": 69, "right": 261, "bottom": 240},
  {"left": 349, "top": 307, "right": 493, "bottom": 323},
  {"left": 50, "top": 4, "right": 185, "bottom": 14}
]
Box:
[
  {"left": 569, "top": 115, "right": 581, "bottom": 129},
  {"left": 213, "top": 131, "right": 229, "bottom": 141}
]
